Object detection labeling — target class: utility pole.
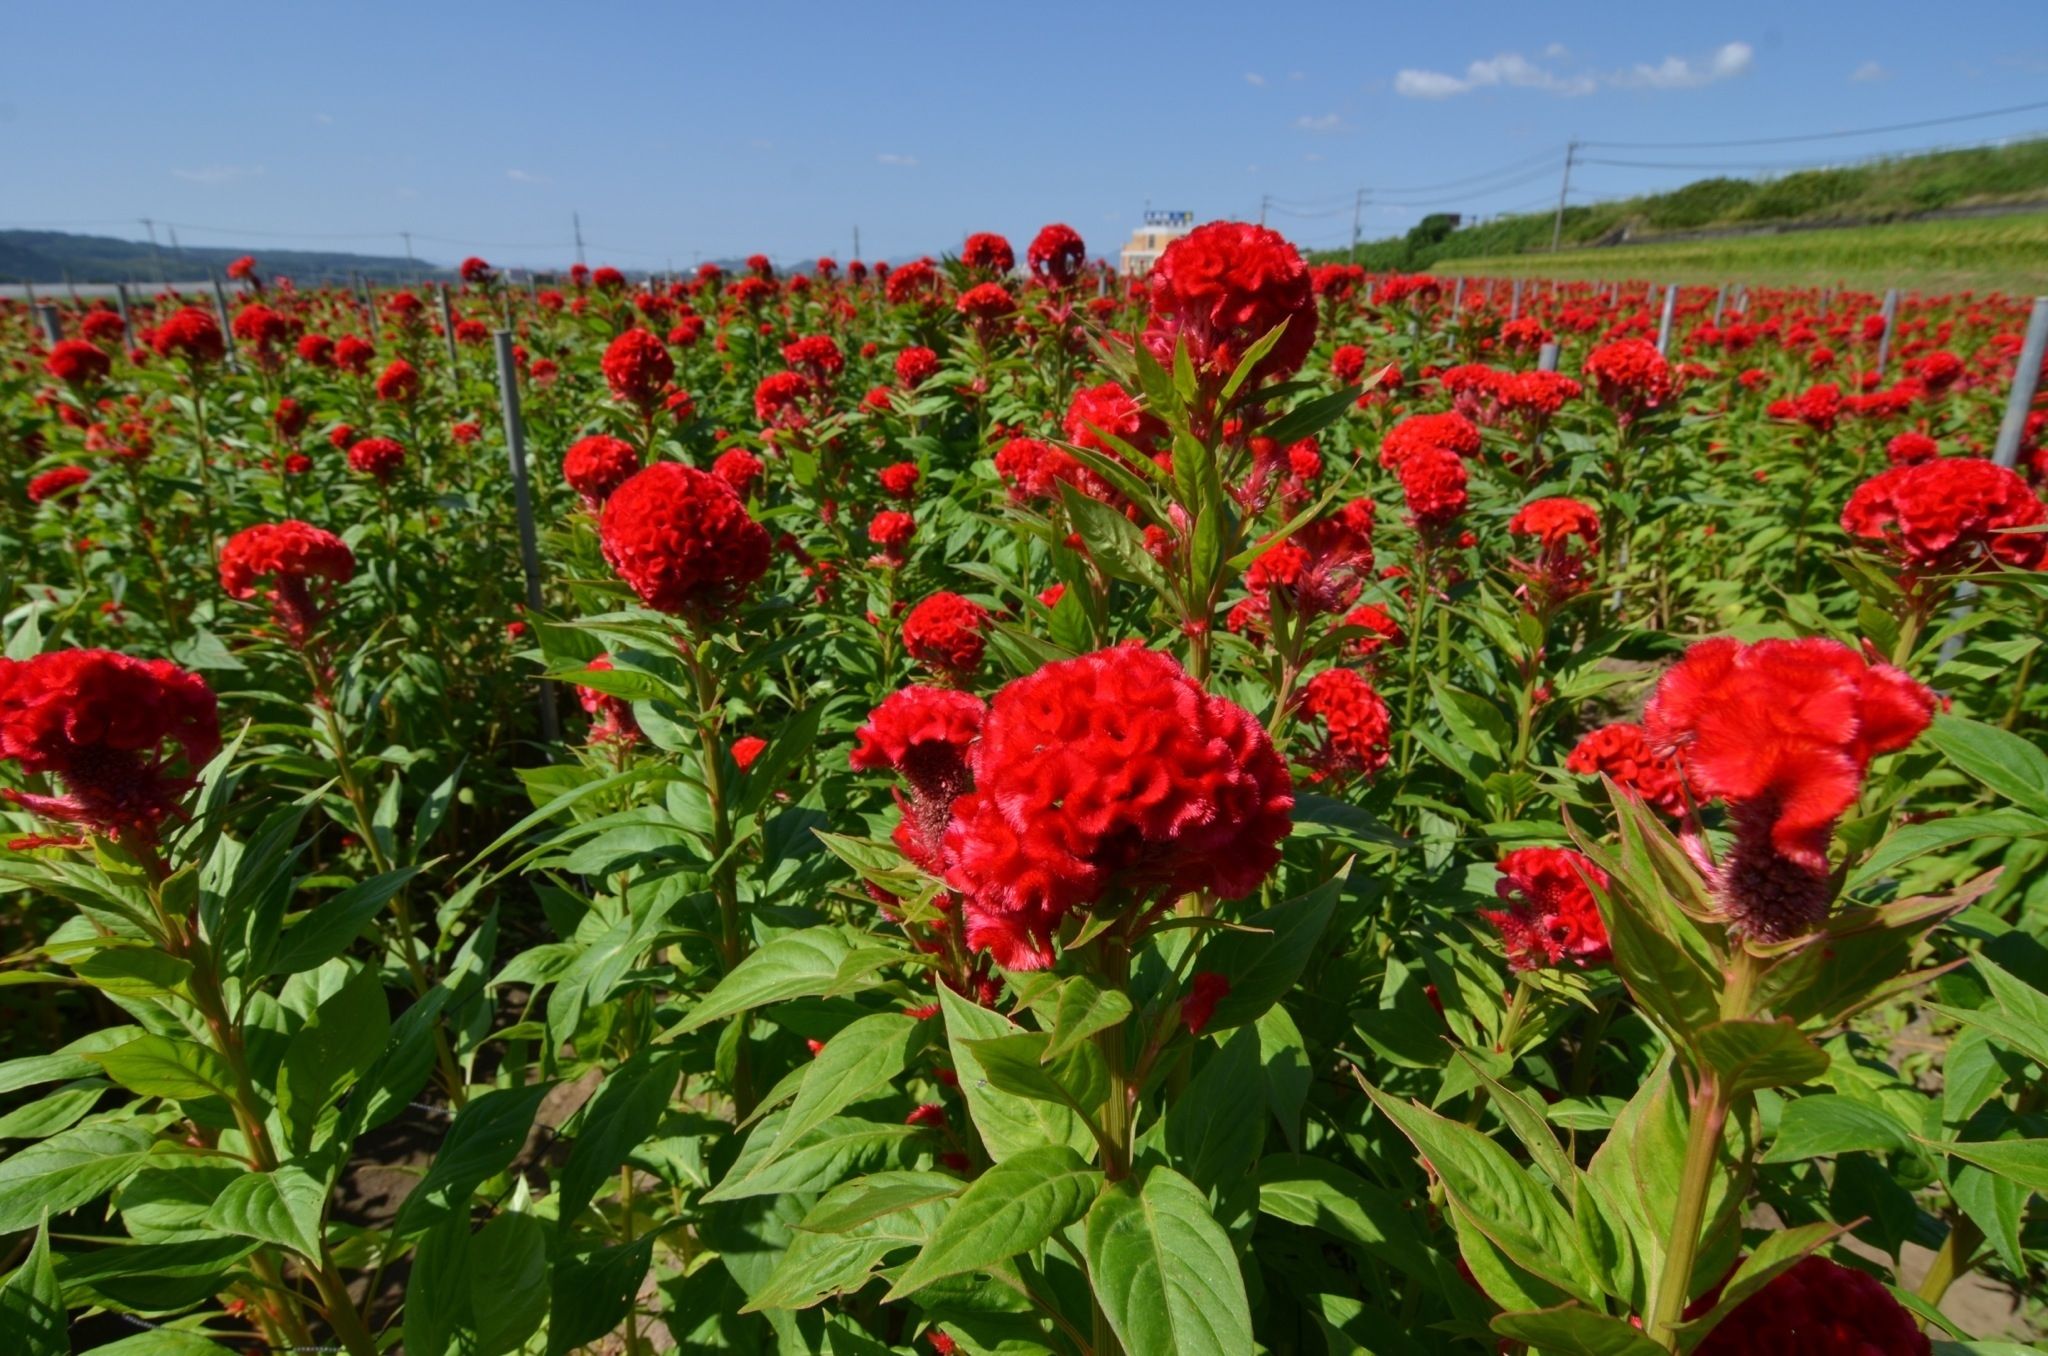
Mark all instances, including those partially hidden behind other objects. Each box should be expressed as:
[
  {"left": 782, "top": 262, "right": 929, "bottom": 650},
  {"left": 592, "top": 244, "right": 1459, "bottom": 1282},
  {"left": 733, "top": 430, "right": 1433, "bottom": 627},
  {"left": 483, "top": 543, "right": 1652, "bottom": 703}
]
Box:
[
  {"left": 401, "top": 231, "right": 416, "bottom": 282},
  {"left": 853, "top": 226, "right": 861, "bottom": 260},
  {"left": 1550, "top": 139, "right": 1578, "bottom": 253},
  {"left": 1259, "top": 194, "right": 1271, "bottom": 228},
  {"left": 140, "top": 218, "right": 167, "bottom": 286},
  {"left": 1350, "top": 188, "right": 1365, "bottom": 264},
  {"left": 573, "top": 212, "right": 586, "bottom": 266}
]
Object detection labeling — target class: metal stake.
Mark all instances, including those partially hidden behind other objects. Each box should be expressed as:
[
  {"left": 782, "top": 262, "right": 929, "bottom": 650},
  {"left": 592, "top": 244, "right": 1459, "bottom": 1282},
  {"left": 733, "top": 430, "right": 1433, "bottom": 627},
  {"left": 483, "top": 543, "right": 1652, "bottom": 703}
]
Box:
[
  {"left": 1656, "top": 283, "right": 1679, "bottom": 356},
  {"left": 1874, "top": 287, "right": 1901, "bottom": 376},
  {"left": 492, "top": 330, "right": 559, "bottom": 745}
]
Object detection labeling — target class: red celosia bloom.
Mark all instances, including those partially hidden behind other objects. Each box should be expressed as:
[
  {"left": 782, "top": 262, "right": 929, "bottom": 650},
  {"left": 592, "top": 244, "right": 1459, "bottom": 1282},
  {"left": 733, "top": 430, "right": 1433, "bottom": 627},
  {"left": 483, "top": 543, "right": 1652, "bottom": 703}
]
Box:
[
  {"left": 1064, "top": 380, "right": 1168, "bottom": 469},
  {"left": 1913, "top": 349, "right": 1964, "bottom": 393},
  {"left": 1027, "top": 224, "right": 1087, "bottom": 288},
  {"left": 1583, "top": 338, "right": 1673, "bottom": 423},
  {"left": 346, "top": 436, "right": 406, "bottom": 484},
  {"left": 283, "top": 453, "right": 312, "bottom": 476},
  {"left": 273, "top": 398, "right": 310, "bottom": 441},
  {"left": 0, "top": 649, "right": 220, "bottom": 837},
  {"left": 576, "top": 655, "right": 639, "bottom": 746},
  {"left": 1644, "top": 637, "right": 1934, "bottom": 939},
  {"left": 562, "top": 435, "right": 642, "bottom": 509},
  {"left": 754, "top": 370, "right": 812, "bottom": 428},
  {"left": 1483, "top": 847, "right": 1612, "bottom": 972},
  {"left": 884, "top": 259, "right": 938, "bottom": 307},
  {"left": 1380, "top": 411, "right": 1482, "bottom": 471},
  {"left": 374, "top": 359, "right": 420, "bottom": 403},
  {"left": 1397, "top": 446, "right": 1468, "bottom": 531},
  {"left": 1341, "top": 602, "right": 1404, "bottom": 659},
  {"left": 382, "top": 291, "right": 426, "bottom": 325},
  {"left": 1330, "top": 344, "right": 1368, "bottom": 385},
  {"left": 602, "top": 328, "right": 675, "bottom": 412},
  {"left": 942, "top": 645, "right": 1293, "bottom": 970},
  {"left": 1144, "top": 221, "right": 1317, "bottom": 386},
  {"left": 80, "top": 310, "right": 125, "bottom": 346},
  {"left": 851, "top": 684, "right": 987, "bottom": 873},
  {"left": 450, "top": 421, "right": 481, "bottom": 444},
  {"left": 28, "top": 466, "right": 90, "bottom": 505},
  {"left": 901, "top": 591, "right": 988, "bottom": 680},
  {"left": 459, "top": 256, "right": 494, "bottom": 285},
  {"left": 1567, "top": 722, "right": 1694, "bottom": 818},
  {"left": 1840, "top": 458, "right": 2048, "bottom": 577},
  {"left": 1692, "top": 1256, "right": 1929, "bottom": 1355},
  {"left": 1181, "top": 972, "right": 1230, "bottom": 1035},
  {"left": 1298, "top": 668, "right": 1392, "bottom": 784},
  {"left": 782, "top": 334, "right": 844, "bottom": 379},
  {"left": 1234, "top": 499, "right": 1376, "bottom": 631},
  {"left": 957, "top": 282, "right": 1016, "bottom": 326},
  {"left": 44, "top": 339, "right": 110, "bottom": 387},
  {"left": 731, "top": 735, "right": 767, "bottom": 770},
  {"left": 333, "top": 335, "right": 374, "bottom": 374},
  {"left": 961, "top": 232, "right": 1016, "bottom": 275},
  {"left": 599, "top": 463, "right": 771, "bottom": 618},
  {"left": 327, "top": 423, "right": 354, "bottom": 451},
  {"left": 993, "top": 436, "right": 1102, "bottom": 505},
  {"left": 868, "top": 510, "right": 917, "bottom": 567},
  {"left": 219, "top": 520, "right": 355, "bottom": 640},
  {"left": 592, "top": 266, "right": 626, "bottom": 292},
  {"left": 895, "top": 346, "right": 940, "bottom": 389},
  {"left": 1498, "top": 316, "right": 1551, "bottom": 351},
  {"left": 1495, "top": 371, "right": 1583, "bottom": 429},
  {"left": 712, "top": 447, "right": 765, "bottom": 497},
  {"left": 296, "top": 334, "right": 334, "bottom": 367},
  {"left": 1768, "top": 383, "right": 1844, "bottom": 434},
  {"left": 225, "top": 255, "right": 257, "bottom": 282},
  {"left": 1884, "top": 431, "right": 1939, "bottom": 465},
  {"left": 878, "top": 462, "right": 922, "bottom": 500},
  {"left": 1507, "top": 497, "right": 1601, "bottom": 610},
  {"left": 231, "top": 303, "right": 291, "bottom": 355},
  {"left": 151, "top": 306, "right": 226, "bottom": 365}
]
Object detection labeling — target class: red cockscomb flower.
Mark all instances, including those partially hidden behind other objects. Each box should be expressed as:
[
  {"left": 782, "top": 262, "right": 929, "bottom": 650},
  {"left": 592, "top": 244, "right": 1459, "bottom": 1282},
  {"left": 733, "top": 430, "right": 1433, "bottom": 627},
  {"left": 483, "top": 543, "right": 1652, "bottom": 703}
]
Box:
[
  {"left": 851, "top": 684, "right": 987, "bottom": 872},
  {"left": 1841, "top": 458, "right": 2047, "bottom": 578},
  {"left": 0, "top": 649, "right": 220, "bottom": 837},
  {"left": 895, "top": 346, "right": 940, "bottom": 389},
  {"left": 1380, "top": 411, "right": 1482, "bottom": 472},
  {"left": 151, "top": 306, "right": 226, "bottom": 365},
  {"left": 962, "top": 232, "right": 1016, "bottom": 275},
  {"left": 346, "top": 436, "right": 406, "bottom": 484},
  {"left": 1692, "top": 1256, "right": 1929, "bottom": 1355},
  {"left": 1330, "top": 344, "right": 1368, "bottom": 385},
  {"left": 731, "top": 735, "right": 767, "bottom": 770},
  {"left": 878, "top": 462, "right": 922, "bottom": 500},
  {"left": 563, "top": 435, "right": 641, "bottom": 509},
  {"left": 1483, "top": 847, "right": 1612, "bottom": 972},
  {"left": 599, "top": 462, "right": 771, "bottom": 618},
  {"left": 901, "top": 592, "right": 988, "bottom": 681},
  {"left": 782, "top": 334, "right": 844, "bottom": 380},
  {"left": 941, "top": 645, "right": 1293, "bottom": 970},
  {"left": 1567, "top": 722, "right": 1693, "bottom": 818},
  {"left": 332, "top": 335, "right": 374, "bottom": 374},
  {"left": 1644, "top": 637, "right": 1934, "bottom": 939},
  {"left": 712, "top": 447, "right": 765, "bottom": 497},
  {"left": 868, "top": 510, "right": 917, "bottom": 567},
  {"left": 219, "top": 521, "right": 355, "bottom": 641},
  {"left": 1181, "top": 972, "right": 1230, "bottom": 1035},
  {"left": 374, "top": 359, "right": 420, "bottom": 403},
  {"left": 1144, "top": 221, "right": 1317, "bottom": 386},
  {"left": 1297, "top": 668, "right": 1392, "bottom": 784},
  {"left": 1397, "top": 446, "right": 1468, "bottom": 531},
  {"left": 576, "top": 655, "right": 640, "bottom": 746},
  {"left": 44, "top": 339, "right": 110, "bottom": 387},
  {"left": 1884, "top": 431, "right": 1939, "bottom": 465},
  {"left": 1340, "top": 602, "right": 1404, "bottom": 660},
  {"left": 28, "top": 466, "right": 90, "bottom": 505},
  {"left": 459, "top": 256, "right": 495, "bottom": 285},
  {"left": 754, "top": 370, "right": 812, "bottom": 428},
  {"left": 1027, "top": 224, "right": 1087, "bottom": 289},
  {"left": 1583, "top": 339, "right": 1673, "bottom": 424},
  {"left": 1507, "top": 497, "right": 1600, "bottom": 610},
  {"left": 602, "top": 328, "right": 675, "bottom": 412}
]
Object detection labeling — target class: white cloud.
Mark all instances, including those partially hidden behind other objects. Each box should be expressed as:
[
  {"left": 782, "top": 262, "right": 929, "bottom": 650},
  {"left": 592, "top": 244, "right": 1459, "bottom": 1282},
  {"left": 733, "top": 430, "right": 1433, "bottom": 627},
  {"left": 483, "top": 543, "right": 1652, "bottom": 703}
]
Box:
[
  {"left": 1851, "top": 60, "right": 1890, "bottom": 82},
  {"left": 1542, "top": 42, "right": 1569, "bottom": 59},
  {"left": 506, "top": 168, "right": 548, "bottom": 184},
  {"left": 1398, "top": 41, "right": 1752, "bottom": 98},
  {"left": 1294, "top": 112, "right": 1347, "bottom": 133},
  {"left": 875, "top": 152, "right": 918, "bottom": 167},
  {"left": 172, "top": 165, "right": 264, "bottom": 185},
  {"left": 1244, "top": 72, "right": 1266, "bottom": 86}
]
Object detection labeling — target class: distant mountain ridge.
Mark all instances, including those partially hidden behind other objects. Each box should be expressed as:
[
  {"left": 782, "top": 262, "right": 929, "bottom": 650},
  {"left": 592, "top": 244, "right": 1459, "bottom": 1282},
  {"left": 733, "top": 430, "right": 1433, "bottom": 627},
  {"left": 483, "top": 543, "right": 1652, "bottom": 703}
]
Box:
[{"left": 0, "top": 230, "right": 443, "bottom": 285}]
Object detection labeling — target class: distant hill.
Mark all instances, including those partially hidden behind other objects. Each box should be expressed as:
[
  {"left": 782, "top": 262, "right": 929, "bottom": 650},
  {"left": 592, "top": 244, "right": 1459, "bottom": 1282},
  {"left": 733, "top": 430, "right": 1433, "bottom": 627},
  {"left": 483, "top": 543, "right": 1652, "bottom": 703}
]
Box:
[
  {"left": 0, "top": 230, "right": 444, "bottom": 285},
  {"left": 1311, "top": 136, "right": 2048, "bottom": 272}
]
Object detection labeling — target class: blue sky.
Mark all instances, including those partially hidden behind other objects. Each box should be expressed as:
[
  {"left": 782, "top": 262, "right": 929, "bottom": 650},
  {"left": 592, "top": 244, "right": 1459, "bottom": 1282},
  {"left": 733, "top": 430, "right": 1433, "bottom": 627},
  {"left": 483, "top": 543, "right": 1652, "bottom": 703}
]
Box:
[{"left": 6, "top": 1, "right": 2046, "bottom": 269}]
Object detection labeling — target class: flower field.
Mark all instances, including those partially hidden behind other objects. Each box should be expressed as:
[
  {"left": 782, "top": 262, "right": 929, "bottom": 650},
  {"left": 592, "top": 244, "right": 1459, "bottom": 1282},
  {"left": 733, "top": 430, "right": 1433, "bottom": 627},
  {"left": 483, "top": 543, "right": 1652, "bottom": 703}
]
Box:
[{"left": 3, "top": 229, "right": 2047, "bottom": 1355}]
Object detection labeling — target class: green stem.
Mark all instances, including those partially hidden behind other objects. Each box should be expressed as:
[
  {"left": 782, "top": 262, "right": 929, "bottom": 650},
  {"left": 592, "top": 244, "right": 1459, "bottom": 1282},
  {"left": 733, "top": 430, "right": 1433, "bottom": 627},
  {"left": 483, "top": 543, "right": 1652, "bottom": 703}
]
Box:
[
  {"left": 1915, "top": 1214, "right": 1980, "bottom": 1316},
  {"left": 1648, "top": 1070, "right": 1729, "bottom": 1347}
]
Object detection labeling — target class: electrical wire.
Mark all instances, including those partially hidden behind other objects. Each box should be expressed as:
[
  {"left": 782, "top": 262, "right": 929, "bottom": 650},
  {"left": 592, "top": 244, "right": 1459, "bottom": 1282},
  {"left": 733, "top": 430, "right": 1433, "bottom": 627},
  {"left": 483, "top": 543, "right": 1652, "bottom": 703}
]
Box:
[{"left": 1580, "top": 97, "right": 2048, "bottom": 150}]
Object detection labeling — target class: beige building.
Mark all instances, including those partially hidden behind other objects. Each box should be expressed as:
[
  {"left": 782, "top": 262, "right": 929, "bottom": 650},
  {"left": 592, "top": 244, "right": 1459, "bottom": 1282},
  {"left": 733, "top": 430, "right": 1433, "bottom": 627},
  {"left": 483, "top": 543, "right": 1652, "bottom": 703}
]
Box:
[{"left": 1119, "top": 210, "right": 1194, "bottom": 277}]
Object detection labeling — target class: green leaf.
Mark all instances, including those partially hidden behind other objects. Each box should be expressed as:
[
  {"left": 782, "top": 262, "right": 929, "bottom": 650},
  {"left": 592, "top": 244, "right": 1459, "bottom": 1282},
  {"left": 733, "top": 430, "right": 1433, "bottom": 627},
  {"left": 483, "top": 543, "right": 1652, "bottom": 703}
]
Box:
[
  {"left": 204, "top": 1165, "right": 328, "bottom": 1259},
  {"left": 1925, "top": 712, "right": 2048, "bottom": 814},
  {"left": 1162, "top": 1028, "right": 1265, "bottom": 1195},
  {"left": 0, "top": 1221, "right": 64, "bottom": 1356},
  {"left": 963, "top": 1032, "right": 1107, "bottom": 1125},
  {"left": 765, "top": 1014, "right": 923, "bottom": 1165},
  {"left": 671, "top": 927, "right": 857, "bottom": 1035},
  {"left": 1059, "top": 484, "right": 1165, "bottom": 588},
  {"left": 393, "top": 1082, "right": 552, "bottom": 1236},
  {"left": 546, "top": 1236, "right": 655, "bottom": 1356},
  {"left": 0, "top": 1120, "right": 158, "bottom": 1234},
  {"left": 1085, "top": 1166, "right": 1254, "bottom": 1356},
  {"left": 703, "top": 1114, "right": 923, "bottom": 1202},
  {"left": 1852, "top": 809, "right": 2048, "bottom": 885},
  {"left": 265, "top": 866, "right": 426, "bottom": 975},
  {"left": 1043, "top": 976, "right": 1133, "bottom": 1063},
  {"left": 72, "top": 1333, "right": 233, "bottom": 1355},
  {"left": 1491, "top": 1304, "right": 1666, "bottom": 1355},
  {"left": 556, "top": 1051, "right": 681, "bottom": 1229},
  {"left": 1921, "top": 1138, "right": 2048, "bottom": 1194},
  {"left": 1693, "top": 1019, "right": 1829, "bottom": 1098},
  {"left": 1259, "top": 385, "right": 1364, "bottom": 447},
  {"left": 277, "top": 961, "right": 389, "bottom": 1149},
  {"left": 1196, "top": 871, "right": 1341, "bottom": 1031},
  {"left": 0, "top": 1081, "right": 108, "bottom": 1140},
  {"left": 1255, "top": 1154, "right": 1435, "bottom": 1283},
  {"left": 938, "top": 984, "right": 1090, "bottom": 1163},
  {"left": 1760, "top": 1094, "right": 1915, "bottom": 1164},
  {"left": 84, "top": 1036, "right": 237, "bottom": 1104},
  {"left": 67, "top": 944, "right": 193, "bottom": 999},
  {"left": 886, "top": 1145, "right": 1099, "bottom": 1299},
  {"left": 469, "top": 1213, "right": 551, "bottom": 1356}
]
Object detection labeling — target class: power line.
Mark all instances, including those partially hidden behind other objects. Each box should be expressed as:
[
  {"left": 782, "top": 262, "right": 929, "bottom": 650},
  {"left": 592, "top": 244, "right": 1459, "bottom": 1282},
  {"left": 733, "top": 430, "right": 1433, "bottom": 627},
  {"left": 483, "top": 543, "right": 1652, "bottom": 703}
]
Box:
[
  {"left": 1580, "top": 97, "right": 2048, "bottom": 151},
  {"left": 1580, "top": 129, "right": 2048, "bottom": 175}
]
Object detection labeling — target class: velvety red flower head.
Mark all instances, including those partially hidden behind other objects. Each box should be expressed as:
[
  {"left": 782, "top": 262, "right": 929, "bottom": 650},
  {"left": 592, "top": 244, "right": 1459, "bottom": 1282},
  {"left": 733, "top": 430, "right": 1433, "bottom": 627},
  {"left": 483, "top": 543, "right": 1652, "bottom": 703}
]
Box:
[
  {"left": 332, "top": 335, "right": 374, "bottom": 374},
  {"left": 225, "top": 254, "right": 258, "bottom": 282},
  {"left": 782, "top": 334, "right": 844, "bottom": 379},
  {"left": 346, "top": 436, "right": 406, "bottom": 485},
  {"left": 1298, "top": 668, "right": 1391, "bottom": 784},
  {"left": 1583, "top": 339, "right": 1673, "bottom": 422},
  {"left": 592, "top": 266, "right": 626, "bottom": 292},
  {"left": 1483, "top": 847, "right": 1611, "bottom": 972},
  {"left": 878, "top": 462, "right": 922, "bottom": 500},
  {"left": 993, "top": 437, "right": 1102, "bottom": 505},
  {"left": 219, "top": 520, "right": 355, "bottom": 641},
  {"left": 901, "top": 591, "right": 989, "bottom": 681},
  {"left": 1027, "top": 223, "right": 1087, "bottom": 288},
  {"left": 459, "top": 256, "right": 495, "bottom": 285},
  {"left": 1330, "top": 344, "right": 1368, "bottom": 385},
  {"left": 1341, "top": 602, "right": 1404, "bottom": 659},
  {"left": 1144, "top": 221, "right": 1317, "bottom": 387},
  {"left": 942, "top": 645, "right": 1293, "bottom": 969},
  {"left": 45, "top": 339, "right": 111, "bottom": 387},
  {"left": 374, "top": 358, "right": 420, "bottom": 403},
  {"left": 868, "top": 510, "right": 918, "bottom": 567},
  {"left": 1507, "top": 496, "right": 1600, "bottom": 609},
  {"left": 599, "top": 462, "right": 772, "bottom": 618},
  {"left": 273, "top": 398, "right": 311, "bottom": 440},
  {"left": 895, "top": 346, "right": 940, "bottom": 389},
  {"left": 957, "top": 283, "right": 1017, "bottom": 327},
  {"left": 1064, "top": 380, "right": 1168, "bottom": 468},
  {"left": 1692, "top": 1256, "right": 1929, "bottom": 1356},
  {"left": 1397, "top": 446, "right": 1468, "bottom": 531},
  {"left": 961, "top": 232, "right": 1015, "bottom": 275},
  {"left": 1567, "top": 723, "right": 1694, "bottom": 818},
  {"left": 0, "top": 649, "right": 220, "bottom": 836},
  {"left": 712, "top": 447, "right": 764, "bottom": 497},
  {"left": 28, "top": 466, "right": 90, "bottom": 505},
  {"left": 1645, "top": 636, "right": 1935, "bottom": 938},
  {"left": 851, "top": 684, "right": 987, "bottom": 872},
  {"left": 231, "top": 303, "right": 292, "bottom": 355},
  {"left": 754, "top": 370, "right": 812, "bottom": 428},
  {"left": 1884, "top": 431, "right": 1939, "bottom": 465},
  {"left": 1841, "top": 458, "right": 2048, "bottom": 576},
  {"left": 576, "top": 655, "right": 640, "bottom": 746},
  {"left": 80, "top": 310, "right": 126, "bottom": 347},
  {"left": 1380, "top": 412, "right": 1481, "bottom": 472},
  {"left": 151, "top": 306, "right": 226, "bottom": 365},
  {"left": 563, "top": 435, "right": 642, "bottom": 509},
  {"left": 602, "top": 328, "right": 675, "bottom": 412},
  {"left": 884, "top": 259, "right": 938, "bottom": 307}
]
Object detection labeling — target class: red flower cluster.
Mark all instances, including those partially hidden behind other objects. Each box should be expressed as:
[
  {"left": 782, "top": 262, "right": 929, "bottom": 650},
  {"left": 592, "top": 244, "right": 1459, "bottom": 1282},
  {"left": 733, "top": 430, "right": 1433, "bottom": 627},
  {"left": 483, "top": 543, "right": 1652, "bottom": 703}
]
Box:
[
  {"left": 868, "top": 510, "right": 917, "bottom": 567},
  {"left": 782, "top": 334, "right": 844, "bottom": 379},
  {"left": 961, "top": 232, "right": 1015, "bottom": 275},
  {"left": 712, "top": 447, "right": 764, "bottom": 497},
  {"left": 878, "top": 462, "right": 921, "bottom": 500},
  {"left": 1397, "top": 446, "right": 1468, "bottom": 532},
  {"left": 1507, "top": 496, "right": 1600, "bottom": 610},
  {"left": 755, "top": 370, "right": 812, "bottom": 428},
  {"left": 1380, "top": 412, "right": 1481, "bottom": 471},
  {"left": 1645, "top": 637, "right": 1934, "bottom": 939},
  {"left": 850, "top": 684, "right": 987, "bottom": 872},
  {"left": 576, "top": 655, "right": 639, "bottom": 746},
  {"left": 895, "top": 346, "right": 939, "bottom": 389},
  {"left": 957, "top": 283, "right": 1016, "bottom": 327},
  {"left": 993, "top": 437, "right": 1100, "bottom": 505},
  {"left": 231, "top": 303, "right": 292, "bottom": 357},
  {"left": 1840, "top": 458, "right": 2048, "bottom": 577},
  {"left": 346, "top": 436, "right": 406, "bottom": 484},
  {"left": 375, "top": 359, "right": 420, "bottom": 403},
  {"left": 563, "top": 435, "right": 642, "bottom": 509},
  {"left": 44, "top": 339, "right": 111, "bottom": 387},
  {"left": 0, "top": 649, "right": 220, "bottom": 836},
  {"left": 1065, "top": 380, "right": 1168, "bottom": 470},
  {"left": 1583, "top": 338, "right": 1673, "bottom": 423},
  {"left": 1482, "top": 847, "right": 1612, "bottom": 972},
  {"left": 219, "top": 521, "right": 355, "bottom": 640},
  {"left": 901, "top": 592, "right": 989, "bottom": 681},
  {"left": 602, "top": 328, "right": 674, "bottom": 411},
  {"left": 1884, "top": 431, "right": 1939, "bottom": 465},
  {"left": 940, "top": 645, "right": 1293, "bottom": 969},
  {"left": 1341, "top": 602, "right": 1404, "bottom": 660},
  {"left": 333, "top": 335, "right": 374, "bottom": 374},
  {"left": 27, "top": 466, "right": 89, "bottom": 505},
  {"left": 1692, "top": 1256, "right": 1929, "bottom": 1356},
  {"left": 152, "top": 307, "right": 226, "bottom": 365},
  {"left": 1027, "top": 223, "right": 1086, "bottom": 288},
  {"left": 599, "top": 463, "right": 771, "bottom": 618},
  {"left": 1298, "top": 668, "right": 1392, "bottom": 784},
  {"left": 1144, "top": 221, "right": 1317, "bottom": 386},
  {"left": 1567, "top": 723, "right": 1693, "bottom": 817}
]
